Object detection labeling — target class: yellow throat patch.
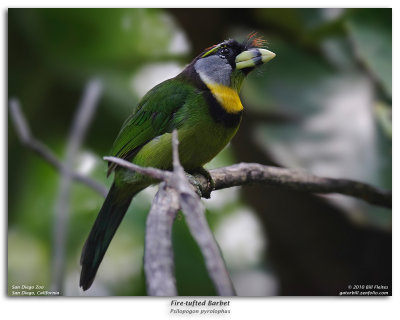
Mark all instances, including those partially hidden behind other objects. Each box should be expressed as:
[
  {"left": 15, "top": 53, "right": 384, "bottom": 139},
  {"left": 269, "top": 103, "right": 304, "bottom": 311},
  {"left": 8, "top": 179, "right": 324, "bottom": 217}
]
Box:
[{"left": 207, "top": 83, "right": 243, "bottom": 114}]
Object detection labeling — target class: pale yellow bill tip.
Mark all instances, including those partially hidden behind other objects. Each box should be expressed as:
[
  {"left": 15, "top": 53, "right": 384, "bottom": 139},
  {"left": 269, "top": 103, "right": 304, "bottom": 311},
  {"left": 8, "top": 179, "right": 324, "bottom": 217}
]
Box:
[{"left": 235, "top": 48, "right": 276, "bottom": 69}]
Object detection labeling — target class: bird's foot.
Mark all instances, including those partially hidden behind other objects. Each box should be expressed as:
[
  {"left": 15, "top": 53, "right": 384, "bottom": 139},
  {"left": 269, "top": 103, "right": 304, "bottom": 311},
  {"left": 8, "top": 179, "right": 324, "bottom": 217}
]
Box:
[
  {"left": 185, "top": 173, "right": 203, "bottom": 197},
  {"left": 188, "top": 167, "right": 215, "bottom": 199}
]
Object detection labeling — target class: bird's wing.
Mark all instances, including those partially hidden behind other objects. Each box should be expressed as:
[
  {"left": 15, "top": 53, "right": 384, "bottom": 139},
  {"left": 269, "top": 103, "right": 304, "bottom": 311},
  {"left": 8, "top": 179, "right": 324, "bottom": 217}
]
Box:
[{"left": 107, "top": 78, "right": 191, "bottom": 175}]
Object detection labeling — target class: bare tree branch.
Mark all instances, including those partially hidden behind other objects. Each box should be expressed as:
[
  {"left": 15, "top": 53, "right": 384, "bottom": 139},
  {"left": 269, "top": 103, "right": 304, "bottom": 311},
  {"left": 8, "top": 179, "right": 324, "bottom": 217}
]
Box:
[
  {"left": 8, "top": 98, "right": 107, "bottom": 197},
  {"left": 144, "top": 182, "right": 179, "bottom": 296},
  {"left": 192, "top": 164, "right": 392, "bottom": 209},
  {"left": 106, "top": 154, "right": 391, "bottom": 210}
]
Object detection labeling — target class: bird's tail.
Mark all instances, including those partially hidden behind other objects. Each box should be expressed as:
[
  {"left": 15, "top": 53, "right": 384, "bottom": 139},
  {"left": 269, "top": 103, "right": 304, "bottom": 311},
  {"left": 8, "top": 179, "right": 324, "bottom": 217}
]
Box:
[{"left": 79, "top": 183, "right": 137, "bottom": 291}]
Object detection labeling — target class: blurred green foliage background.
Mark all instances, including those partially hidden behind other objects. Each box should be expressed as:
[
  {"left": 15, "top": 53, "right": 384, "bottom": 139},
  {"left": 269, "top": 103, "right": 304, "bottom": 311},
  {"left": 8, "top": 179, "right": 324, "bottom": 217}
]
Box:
[{"left": 8, "top": 8, "right": 391, "bottom": 296}]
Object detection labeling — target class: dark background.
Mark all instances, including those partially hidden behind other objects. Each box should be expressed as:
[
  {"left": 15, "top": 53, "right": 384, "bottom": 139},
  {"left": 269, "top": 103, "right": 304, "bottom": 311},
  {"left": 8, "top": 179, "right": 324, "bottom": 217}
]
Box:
[{"left": 8, "top": 8, "right": 391, "bottom": 296}]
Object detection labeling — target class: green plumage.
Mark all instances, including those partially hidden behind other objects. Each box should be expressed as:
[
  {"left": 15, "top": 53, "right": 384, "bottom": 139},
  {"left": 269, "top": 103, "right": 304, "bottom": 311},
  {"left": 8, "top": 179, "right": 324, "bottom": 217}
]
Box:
[
  {"left": 80, "top": 78, "right": 239, "bottom": 291},
  {"left": 80, "top": 37, "right": 275, "bottom": 291},
  {"left": 108, "top": 79, "right": 191, "bottom": 168},
  {"left": 110, "top": 78, "right": 238, "bottom": 172}
]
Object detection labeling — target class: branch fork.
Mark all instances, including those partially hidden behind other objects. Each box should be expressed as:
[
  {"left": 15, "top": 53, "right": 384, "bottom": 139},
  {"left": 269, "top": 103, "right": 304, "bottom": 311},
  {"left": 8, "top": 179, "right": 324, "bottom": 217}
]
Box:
[{"left": 105, "top": 130, "right": 236, "bottom": 296}]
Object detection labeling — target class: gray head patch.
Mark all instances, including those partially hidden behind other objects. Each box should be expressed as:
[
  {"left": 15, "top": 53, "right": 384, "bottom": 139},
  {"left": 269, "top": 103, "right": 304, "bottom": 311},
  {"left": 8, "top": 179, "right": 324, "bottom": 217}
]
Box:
[{"left": 194, "top": 55, "right": 232, "bottom": 86}]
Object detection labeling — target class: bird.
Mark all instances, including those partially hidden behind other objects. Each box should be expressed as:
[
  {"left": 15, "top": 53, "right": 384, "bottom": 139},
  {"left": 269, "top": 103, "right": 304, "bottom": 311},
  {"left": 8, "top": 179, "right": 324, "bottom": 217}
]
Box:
[{"left": 79, "top": 34, "right": 276, "bottom": 291}]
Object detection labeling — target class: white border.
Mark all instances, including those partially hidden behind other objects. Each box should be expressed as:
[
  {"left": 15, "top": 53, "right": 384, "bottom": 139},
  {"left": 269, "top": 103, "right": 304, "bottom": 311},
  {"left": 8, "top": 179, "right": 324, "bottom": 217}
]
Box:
[{"left": 2, "top": 2, "right": 397, "bottom": 320}]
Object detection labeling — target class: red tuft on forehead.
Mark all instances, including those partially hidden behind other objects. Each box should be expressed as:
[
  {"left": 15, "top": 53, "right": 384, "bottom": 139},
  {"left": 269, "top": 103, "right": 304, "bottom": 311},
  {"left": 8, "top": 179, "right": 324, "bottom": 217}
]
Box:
[{"left": 246, "top": 32, "right": 267, "bottom": 48}]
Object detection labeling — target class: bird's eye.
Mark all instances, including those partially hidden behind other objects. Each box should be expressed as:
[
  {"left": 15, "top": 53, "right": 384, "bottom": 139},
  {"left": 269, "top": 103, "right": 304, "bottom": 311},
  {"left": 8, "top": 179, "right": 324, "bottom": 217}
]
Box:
[{"left": 219, "top": 47, "right": 231, "bottom": 58}]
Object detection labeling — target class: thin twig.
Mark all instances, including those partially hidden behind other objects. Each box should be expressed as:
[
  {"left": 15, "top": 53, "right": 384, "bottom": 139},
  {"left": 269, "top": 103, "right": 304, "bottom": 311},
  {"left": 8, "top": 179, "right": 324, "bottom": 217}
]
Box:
[
  {"left": 52, "top": 79, "right": 103, "bottom": 292},
  {"left": 103, "top": 156, "right": 170, "bottom": 181},
  {"left": 8, "top": 98, "right": 107, "bottom": 197},
  {"left": 171, "top": 131, "right": 184, "bottom": 175}
]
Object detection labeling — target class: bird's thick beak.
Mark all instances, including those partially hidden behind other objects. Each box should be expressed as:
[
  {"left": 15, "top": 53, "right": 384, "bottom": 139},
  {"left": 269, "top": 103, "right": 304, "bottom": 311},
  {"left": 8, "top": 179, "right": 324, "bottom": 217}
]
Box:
[{"left": 235, "top": 48, "right": 276, "bottom": 70}]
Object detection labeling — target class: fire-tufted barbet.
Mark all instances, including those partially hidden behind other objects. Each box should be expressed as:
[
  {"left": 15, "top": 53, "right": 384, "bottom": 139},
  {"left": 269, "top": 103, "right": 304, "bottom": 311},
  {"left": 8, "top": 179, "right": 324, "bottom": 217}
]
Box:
[{"left": 80, "top": 34, "right": 276, "bottom": 290}]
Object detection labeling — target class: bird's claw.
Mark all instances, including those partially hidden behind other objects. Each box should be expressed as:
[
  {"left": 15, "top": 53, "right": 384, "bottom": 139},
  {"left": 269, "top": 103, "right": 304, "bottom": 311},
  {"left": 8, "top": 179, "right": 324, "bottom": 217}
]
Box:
[
  {"left": 185, "top": 173, "right": 203, "bottom": 197},
  {"left": 189, "top": 167, "right": 215, "bottom": 199}
]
